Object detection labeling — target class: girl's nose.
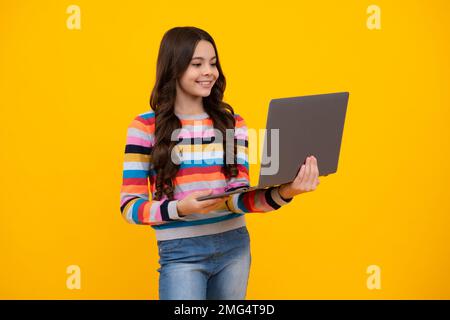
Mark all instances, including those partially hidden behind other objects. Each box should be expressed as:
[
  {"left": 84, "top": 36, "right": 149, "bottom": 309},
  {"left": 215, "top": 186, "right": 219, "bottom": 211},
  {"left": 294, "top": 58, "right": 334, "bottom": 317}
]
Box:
[{"left": 203, "top": 66, "right": 213, "bottom": 75}]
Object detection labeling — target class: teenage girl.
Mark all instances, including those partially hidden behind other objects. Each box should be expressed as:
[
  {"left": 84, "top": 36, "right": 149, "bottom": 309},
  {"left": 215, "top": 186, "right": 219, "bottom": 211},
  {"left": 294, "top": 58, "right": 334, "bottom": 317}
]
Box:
[{"left": 120, "top": 26, "right": 320, "bottom": 300}]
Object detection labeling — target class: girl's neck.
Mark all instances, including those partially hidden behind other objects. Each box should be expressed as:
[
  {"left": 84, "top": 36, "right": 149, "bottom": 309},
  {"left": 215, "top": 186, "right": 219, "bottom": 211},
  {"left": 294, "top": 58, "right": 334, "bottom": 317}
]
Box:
[
  {"left": 174, "top": 104, "right": 205, "bottom": 115},
  {"left": 174, "top": 92, "right": 205, "bottom": 115}
]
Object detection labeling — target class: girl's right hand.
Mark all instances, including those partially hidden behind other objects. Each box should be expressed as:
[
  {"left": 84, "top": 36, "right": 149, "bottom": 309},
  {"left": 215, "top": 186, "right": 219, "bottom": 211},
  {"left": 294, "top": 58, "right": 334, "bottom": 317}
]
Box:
[{"left": 176, "top": 189, "right": 228, "bottom": 216}]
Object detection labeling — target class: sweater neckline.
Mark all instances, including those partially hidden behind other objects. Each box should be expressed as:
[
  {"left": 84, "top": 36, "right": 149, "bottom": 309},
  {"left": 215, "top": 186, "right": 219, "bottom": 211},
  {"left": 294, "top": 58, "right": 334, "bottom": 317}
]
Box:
[{"left": 175, "top": 111, "right": 209, "bottom": 120}]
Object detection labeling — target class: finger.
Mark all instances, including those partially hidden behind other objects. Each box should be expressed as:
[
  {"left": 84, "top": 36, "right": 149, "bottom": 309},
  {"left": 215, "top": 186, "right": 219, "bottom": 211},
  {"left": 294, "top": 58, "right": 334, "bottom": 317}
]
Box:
[
  {"left": 202, "top": 200, "right": 225, "bottom": 213},
  {"left": 297, "top": 163, "right": 306, "bottom": 183},
  {"left": 304, "top": 157, "right": 312, "bottom": 187},
  {"left": 198, "top": 198, "right": 223, "bottom": 207},
  {"left": 308, "top": 157, "right": 318, "bottom": 184},
  {"left": 310, "top": 157, "right": 320, "bottom": 189},
  {"left": 312, "top": 156, "right": 319, "bottom": 176},
  {"left": 311, "top": 156, "right": 319, "bottom": 181},
  {"left": 306, "top": 157, "right": 317, "bottom": 189},
  {"left": 313, "top": 177, "right": 320, "bottom": 189}
]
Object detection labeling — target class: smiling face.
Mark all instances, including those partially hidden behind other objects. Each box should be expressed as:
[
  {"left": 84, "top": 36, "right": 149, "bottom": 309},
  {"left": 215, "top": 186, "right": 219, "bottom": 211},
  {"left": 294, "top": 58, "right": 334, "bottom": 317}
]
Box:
[{"left": 176, "top": 40, "right": 219, "bottom": 98}]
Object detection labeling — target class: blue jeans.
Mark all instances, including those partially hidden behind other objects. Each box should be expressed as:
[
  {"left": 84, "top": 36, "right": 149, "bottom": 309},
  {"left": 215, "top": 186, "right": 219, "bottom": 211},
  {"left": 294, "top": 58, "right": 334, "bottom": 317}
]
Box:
[{"left": 157, "top": 226, "right": 251, "bottom": 300}]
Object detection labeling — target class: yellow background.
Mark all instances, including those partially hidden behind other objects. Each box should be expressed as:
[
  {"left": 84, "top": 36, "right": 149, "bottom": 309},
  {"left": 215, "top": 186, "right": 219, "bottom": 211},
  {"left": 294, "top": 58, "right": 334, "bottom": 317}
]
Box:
[{"left": 1, "top": 0, "right": 449, "bottom": 299}]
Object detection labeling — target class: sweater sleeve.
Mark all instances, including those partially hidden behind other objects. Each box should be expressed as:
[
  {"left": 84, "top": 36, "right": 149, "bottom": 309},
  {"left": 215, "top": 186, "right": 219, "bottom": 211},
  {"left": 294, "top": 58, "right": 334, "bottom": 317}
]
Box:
[
  {"left": 225, "top": 114, "right": 293, "bottom": 213},
  {"left": 119, "top": 113, "right": 188, "bottom": 225}
]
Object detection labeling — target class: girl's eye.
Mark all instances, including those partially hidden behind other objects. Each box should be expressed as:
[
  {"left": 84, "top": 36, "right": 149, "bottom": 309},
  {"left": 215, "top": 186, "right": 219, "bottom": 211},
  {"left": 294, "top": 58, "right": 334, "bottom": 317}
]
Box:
[{"left": 192, "top": 63, "right": 217, "bottom": 67}]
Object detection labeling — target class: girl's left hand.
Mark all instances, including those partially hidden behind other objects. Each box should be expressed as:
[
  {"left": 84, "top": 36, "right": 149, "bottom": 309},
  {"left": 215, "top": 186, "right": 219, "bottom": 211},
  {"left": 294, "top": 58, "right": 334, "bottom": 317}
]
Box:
[{"left": 278, "top": 155, "right": 320, "bottom": 199}]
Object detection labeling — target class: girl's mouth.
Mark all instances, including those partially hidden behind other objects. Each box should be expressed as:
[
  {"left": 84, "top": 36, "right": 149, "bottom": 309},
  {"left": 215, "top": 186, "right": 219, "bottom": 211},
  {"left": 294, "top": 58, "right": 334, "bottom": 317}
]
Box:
[{"left": 196, "top": 81, "right": 213, "bottom": 88}]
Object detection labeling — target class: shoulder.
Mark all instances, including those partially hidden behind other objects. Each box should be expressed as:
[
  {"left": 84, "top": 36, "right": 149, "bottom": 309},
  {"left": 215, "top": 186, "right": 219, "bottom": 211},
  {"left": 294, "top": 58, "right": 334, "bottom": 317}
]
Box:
[
  {"left": 233, "top": 113, "right": 247, "bottom": 128},
  {"left": 127, "top": 110, "right": 155, "bottom": 134},
  {"left": 134, "top": 109, "right": 155, "bottom": 126}
]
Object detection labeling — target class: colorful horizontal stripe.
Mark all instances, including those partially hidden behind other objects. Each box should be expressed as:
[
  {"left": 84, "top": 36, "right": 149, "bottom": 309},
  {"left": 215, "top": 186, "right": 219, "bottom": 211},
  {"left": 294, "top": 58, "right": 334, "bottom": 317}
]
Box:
[{"left": 119, "top": 110, "right": 293, "bottom": 237}]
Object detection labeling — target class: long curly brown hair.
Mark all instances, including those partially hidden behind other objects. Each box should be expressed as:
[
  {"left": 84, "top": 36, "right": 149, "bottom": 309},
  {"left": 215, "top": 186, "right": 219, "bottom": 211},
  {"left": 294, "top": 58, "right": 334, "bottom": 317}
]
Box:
[{"left": 149, "top": 26, "right": 239, "bottom": 201}]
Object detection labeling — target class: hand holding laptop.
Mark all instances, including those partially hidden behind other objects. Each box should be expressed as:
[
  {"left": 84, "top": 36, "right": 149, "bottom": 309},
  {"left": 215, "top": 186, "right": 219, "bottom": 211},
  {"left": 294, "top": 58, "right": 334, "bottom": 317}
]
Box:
[
  {"left": 278, "top": 155, "right": 321, "bottom": 199},
  {"left": 177, "top": 189, "right": 230, "bottom": 217}
]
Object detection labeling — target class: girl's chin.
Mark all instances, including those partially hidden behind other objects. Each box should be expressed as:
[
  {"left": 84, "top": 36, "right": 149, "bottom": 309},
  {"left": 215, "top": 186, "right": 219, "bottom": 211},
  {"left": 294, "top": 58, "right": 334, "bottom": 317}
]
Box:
[{"left": 193, "top": 88, "right": 212, "bottom": 95}]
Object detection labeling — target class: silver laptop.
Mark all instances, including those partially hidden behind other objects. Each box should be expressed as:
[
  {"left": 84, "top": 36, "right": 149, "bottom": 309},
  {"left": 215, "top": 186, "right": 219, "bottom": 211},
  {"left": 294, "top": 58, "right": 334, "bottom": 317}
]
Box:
[{"left": 196, "top": 91, "right": 350, "bottom": 201}]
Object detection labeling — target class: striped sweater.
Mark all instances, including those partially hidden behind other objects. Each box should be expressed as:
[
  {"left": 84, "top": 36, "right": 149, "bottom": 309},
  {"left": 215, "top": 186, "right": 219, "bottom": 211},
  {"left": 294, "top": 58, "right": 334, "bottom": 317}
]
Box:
[{"left": 120, "top": 110, "right": 293, "bottom": 240}]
